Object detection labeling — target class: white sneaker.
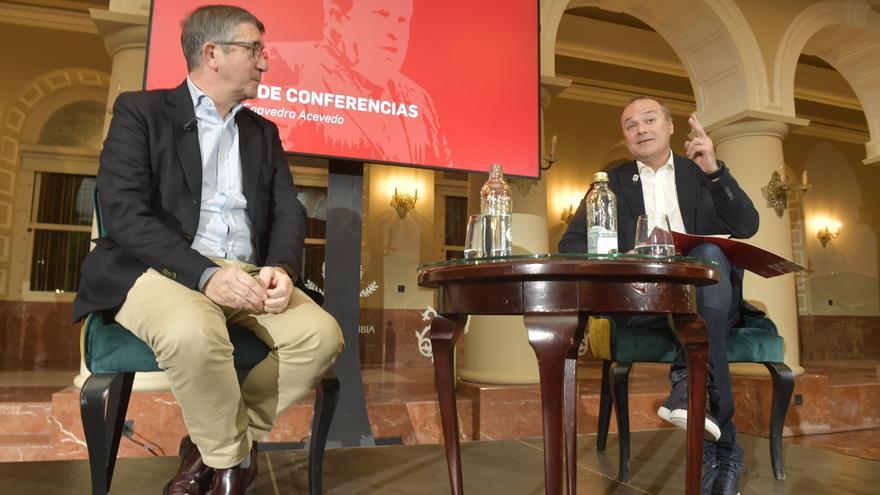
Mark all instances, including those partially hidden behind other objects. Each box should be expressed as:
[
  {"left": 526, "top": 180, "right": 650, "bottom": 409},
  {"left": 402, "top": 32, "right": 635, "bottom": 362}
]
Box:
[{"left": 668, "top": 408, "right": 722, "bottom": 442}]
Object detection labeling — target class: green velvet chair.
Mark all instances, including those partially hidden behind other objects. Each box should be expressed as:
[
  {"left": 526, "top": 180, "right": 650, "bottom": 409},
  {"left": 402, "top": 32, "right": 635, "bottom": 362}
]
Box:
[
  {"left": 79, "top": 193, "right": 339, "bottom": 495},
  {"left": 589, "top": 314, "right": 794, "bottom": 481}
]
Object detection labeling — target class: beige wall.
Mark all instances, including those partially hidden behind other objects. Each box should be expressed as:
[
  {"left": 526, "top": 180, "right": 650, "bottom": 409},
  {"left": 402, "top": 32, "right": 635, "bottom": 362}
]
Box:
[
  {"left": 544, "top": 2, "right": 879, "bottom": 325},
  {"left": 734, "top": 0, "right": 824, "bottom": 80},
  {"left": 543, "top": 95, "right": 880, "bottom": 317},
  {"left": 0, "top": 25, "right": 110, "bottom": 110},
  {"left": 784, "top": 133, "right": 880, "bottom": 315},
  {"left": 0, "top": 23, "right": 110, "bottom": 300}
]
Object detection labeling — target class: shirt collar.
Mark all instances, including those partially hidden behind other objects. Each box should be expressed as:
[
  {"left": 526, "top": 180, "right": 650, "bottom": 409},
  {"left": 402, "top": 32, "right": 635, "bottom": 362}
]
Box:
[
  {"left": 636, "top": 149, "right": 675, "bottom": 176},
  {"left": 185, "top": 76, "right": 244, "bottom": 121}
]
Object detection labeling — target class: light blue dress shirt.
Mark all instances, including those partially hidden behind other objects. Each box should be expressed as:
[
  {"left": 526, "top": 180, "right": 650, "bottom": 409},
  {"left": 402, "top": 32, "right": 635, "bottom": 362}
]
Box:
[{"left": 186, "top": 77, "right": 255, "bottom": 289}]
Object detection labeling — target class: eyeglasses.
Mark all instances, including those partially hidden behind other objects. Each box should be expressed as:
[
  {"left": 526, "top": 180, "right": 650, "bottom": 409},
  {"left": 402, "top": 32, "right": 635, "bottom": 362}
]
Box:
[{"left": 215, "top": 40, "right": 265, "bottom": 60}]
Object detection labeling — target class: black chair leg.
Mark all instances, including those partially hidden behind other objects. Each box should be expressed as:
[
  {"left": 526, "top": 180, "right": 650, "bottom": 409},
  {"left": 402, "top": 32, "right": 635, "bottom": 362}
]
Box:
[
  {"left": 596, "top": 360, "right": 613, "bottom": 451},
  {"left": 610, "top": 362, "right": 632, "bottom": 481},
  {"left": 764, "top": 362, "right": 794, "bottom": 480},
  {"left": 80, "top": 372, "right": 135, "bottom": 495},
  {"left": 309, "top": 370, "right": 340, "bottom": 495}
]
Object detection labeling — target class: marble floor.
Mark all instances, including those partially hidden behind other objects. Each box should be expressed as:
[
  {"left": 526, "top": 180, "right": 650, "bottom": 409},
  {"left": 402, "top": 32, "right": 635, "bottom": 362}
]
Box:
[
  {"left": 2, "top": 430, "right": 878, "bottom": 494},
  {"left": 1, "top": 359, "right": 879, "bottom": 462}
]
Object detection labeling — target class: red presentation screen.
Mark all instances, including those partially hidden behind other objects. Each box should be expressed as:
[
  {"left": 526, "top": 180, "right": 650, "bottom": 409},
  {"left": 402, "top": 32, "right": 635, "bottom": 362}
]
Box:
[{"left": 144, "top": 0, "right": 540, "bottom": 177}]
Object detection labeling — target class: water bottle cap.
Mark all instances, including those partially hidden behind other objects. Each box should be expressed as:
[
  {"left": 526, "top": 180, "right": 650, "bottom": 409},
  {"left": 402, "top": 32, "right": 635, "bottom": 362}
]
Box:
[{"left": 592, "top": 171, "right": 609, "bottom": 182}]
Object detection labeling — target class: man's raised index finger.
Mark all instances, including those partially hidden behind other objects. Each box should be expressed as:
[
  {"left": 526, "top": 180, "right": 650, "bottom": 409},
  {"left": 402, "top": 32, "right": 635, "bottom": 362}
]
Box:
[{"left": 689, "top": 114, "right": 708, "bottom": 136}]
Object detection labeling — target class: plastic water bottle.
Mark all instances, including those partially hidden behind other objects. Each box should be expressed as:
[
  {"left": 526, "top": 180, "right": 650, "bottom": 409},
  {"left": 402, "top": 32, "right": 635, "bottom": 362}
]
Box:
[
  {"left": 480, "top": 164, "right": 512, "bottom": 257},
  {"left": 585, "top": 171, "right": 618, "bottom": 254}
]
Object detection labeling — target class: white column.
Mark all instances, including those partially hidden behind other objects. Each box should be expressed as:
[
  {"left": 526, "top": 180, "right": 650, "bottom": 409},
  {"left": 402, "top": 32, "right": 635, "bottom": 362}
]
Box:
[
  {"left": 711, "top": 120, "right": 804, "bottom": 376},
  {"left": 75, "top": 8, "right": 169, "bottom": 391},
  {"left": 90, "top": 10, "right": 149, "bottom": 136}
]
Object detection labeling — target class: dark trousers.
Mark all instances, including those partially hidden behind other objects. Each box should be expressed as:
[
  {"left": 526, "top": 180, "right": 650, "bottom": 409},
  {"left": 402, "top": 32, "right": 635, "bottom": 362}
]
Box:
[{"left": 623, "top": 243, "right": 741, "bottom": 454}]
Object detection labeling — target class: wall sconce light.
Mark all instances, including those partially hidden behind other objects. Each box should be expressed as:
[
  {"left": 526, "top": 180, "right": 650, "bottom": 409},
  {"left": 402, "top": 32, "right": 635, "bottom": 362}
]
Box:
[
  {"left": 761, "top": 168, "right": 811, "bottom": 218},
  {"left": 560, "top": 204, "right": 575, "bottom": 224},
  {"left": 541, "top": 134, "right": 558, "bottom": 171},
  {"left": 390, "top": 187, "right": 419, "bottom": 219},
  {"left": 817, "top": 224, "right": 840, "bottom": 248}
]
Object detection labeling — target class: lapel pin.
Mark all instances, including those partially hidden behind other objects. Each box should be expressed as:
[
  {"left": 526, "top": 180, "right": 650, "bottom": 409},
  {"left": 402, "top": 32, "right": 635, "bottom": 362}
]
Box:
[{"left": 632, "top": 174, "right": 639, "bottom": 183}]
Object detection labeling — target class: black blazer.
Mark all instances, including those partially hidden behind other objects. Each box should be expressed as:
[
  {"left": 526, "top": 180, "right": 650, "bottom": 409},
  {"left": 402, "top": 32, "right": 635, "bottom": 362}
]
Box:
[
  {"left": 558, "top": 154, "right": 762, "bottom": 317},
  {"left": 73, "top": 81, "right": 307, "bottom": 322},
  {"left": 559, "top": 154, "right": 759, "bottom": 253}
]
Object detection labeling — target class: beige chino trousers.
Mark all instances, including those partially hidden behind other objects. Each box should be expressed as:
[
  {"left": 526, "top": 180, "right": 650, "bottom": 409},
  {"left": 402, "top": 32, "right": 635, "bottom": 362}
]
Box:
[{"left": 115, "top": 259, "right": 344, "bottom": 468}]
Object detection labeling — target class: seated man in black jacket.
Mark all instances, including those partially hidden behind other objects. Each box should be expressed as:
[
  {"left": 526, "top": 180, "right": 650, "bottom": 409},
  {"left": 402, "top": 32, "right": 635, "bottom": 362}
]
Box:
[
  {"left": 74, "top": 6, "right": 344, "bottom": 495},
  {"left": 559, "top": 96, "right": 759, "bottom": 495}
]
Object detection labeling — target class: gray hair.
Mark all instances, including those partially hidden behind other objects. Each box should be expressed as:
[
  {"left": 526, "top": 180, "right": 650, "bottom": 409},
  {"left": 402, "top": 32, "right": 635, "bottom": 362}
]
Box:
[
  {"left": 624, "top": 95, "right": 673, "bottom": 122},
  {"left": 180, "top": 5, "right": 265, "bottom": 71}
]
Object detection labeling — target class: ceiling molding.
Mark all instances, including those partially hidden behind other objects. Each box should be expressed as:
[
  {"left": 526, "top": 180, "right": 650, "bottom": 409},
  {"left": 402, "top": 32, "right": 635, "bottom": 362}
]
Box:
[
  {"left": 558, "top": 77, "right": 867, "bottom": 145},
  {"left": 555, "top": 42, "right": 687, "bottom": 78},
  {"left": 793, "top": 121, "right": 869, "bottom": 144},
  {"left": 794, "top": 86, "right": 863, "bottom": 111},
  {"left": 556, "top": 14, "right": 687, "bottom": 78},
  {"left": 794, "top": 63, "right": 862, "bottom": 110},
  {"left": 557, "top": 77, "right": 696, "bottom": 116},
  {"left": 0, "top": 2, "right": 97, "bottom": 34},
  {"left": 557, "top": 11, "right": 863, "bottom": 114}
]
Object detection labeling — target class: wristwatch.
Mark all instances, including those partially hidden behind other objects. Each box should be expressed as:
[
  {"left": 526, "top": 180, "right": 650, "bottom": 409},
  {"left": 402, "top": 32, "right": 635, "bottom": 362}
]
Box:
[{"left": 705, "top": 161, "right": 726, "bottom": 181}]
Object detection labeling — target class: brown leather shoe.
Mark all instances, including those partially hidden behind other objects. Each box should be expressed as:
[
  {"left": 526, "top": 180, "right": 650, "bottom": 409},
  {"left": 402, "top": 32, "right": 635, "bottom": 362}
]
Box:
[
  {"left": 208, "top": 442, "right": 258, "bottom": 495},
  {"left": 164, "top": 436, "right": 214, "bottom": 495}
]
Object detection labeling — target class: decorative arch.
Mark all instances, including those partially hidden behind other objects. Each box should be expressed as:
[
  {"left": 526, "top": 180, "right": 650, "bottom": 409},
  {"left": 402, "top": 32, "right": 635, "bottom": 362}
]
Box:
[
  {"left": 775, "top": 1, "right": 880, "bottom": 163},
  {"left": 1, "top": 68, "right": 109, "bottom": 166},
  {"left": 0, "top": 68, "right": 109, "bottom": 297},
  {"left": 772, "top": 0, "right": 870, "bottom": 117},
  {"left": 540, "top": 0, "right": 572, "bottom": 78},
  {"left": 541, "top": 0, "right": 770, "bottom": 126}
]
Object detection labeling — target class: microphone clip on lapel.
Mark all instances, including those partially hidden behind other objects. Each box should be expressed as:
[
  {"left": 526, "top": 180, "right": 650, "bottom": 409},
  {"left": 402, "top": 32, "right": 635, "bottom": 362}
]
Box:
[{"left": 183, "top": 117, "right": 199, "bottom": 132}]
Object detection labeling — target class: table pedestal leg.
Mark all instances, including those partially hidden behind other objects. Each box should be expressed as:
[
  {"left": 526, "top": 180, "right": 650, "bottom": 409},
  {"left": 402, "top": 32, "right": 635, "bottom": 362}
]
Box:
[
  {"left": 525, "top": 314, "right": 583, "bottom": 495},
  {"left": 430, "top": 314, "right": 467, "bottom": 495},
  {"left": 668, "top": 314, "right": 710, "bottom": 495},
  {"left": 564, "top": 316, "right": 587, "bottom": 495}
]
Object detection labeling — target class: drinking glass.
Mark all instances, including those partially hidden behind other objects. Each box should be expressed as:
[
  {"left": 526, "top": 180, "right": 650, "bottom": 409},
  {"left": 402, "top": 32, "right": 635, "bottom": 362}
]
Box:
[
  {"left": 634, "top": 213, "right": 675, "bottom": 256},
  {"left": 463, "top": 214, "right": 483, "bottom": 259}
]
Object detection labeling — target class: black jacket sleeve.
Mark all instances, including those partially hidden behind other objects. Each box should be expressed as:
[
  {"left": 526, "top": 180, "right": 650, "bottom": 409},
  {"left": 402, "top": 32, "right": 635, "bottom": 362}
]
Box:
[{"left": 96, "top": 92, "right": 216, "bottom": 290}]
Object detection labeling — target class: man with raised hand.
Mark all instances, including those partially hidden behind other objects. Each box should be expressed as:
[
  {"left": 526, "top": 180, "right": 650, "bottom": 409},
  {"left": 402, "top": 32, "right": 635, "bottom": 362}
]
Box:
[{"left": 560, "top": 96, "right": 760, "bottom": 494}]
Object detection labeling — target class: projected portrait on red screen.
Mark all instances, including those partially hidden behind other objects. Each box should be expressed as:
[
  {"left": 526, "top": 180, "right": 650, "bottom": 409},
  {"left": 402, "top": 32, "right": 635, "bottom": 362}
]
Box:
[
  {"left": 268, "top": 0, "right": 452, "bottom": 166},
  {"left": 145, "top": 0, "right": 538, "bottom": 176}
]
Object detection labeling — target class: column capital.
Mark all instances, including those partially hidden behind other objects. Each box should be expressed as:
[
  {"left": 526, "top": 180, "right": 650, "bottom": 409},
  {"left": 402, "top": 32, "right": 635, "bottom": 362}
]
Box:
[
  {"left": 90, "top": 9, "right": 148, "bottom": 58},
  {"left": 709, "top": 119, "right": 792, "bottom": 147},
  {"left": 540, "top": 75, "right": 571, "bottom": 110},
  {"left": 863, "top": 140, "right": 880, "bottom": 166},
  {"left": 703, "top": 109, "right": 809, "bottom": 144}
]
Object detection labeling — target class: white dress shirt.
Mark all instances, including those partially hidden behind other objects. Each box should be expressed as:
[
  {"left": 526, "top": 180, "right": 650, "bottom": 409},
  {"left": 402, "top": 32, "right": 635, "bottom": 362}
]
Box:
[
  {"left": 186, "top": 78, "right": 255, "bottom": 280},
  {"left": 636, "top": 150, "right": 686, "bottom": 233}
]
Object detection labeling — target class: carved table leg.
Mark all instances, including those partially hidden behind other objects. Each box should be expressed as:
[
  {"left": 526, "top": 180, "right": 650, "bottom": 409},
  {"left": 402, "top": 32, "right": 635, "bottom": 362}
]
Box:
[
  {"left": 668, "top": 314, "right": 710, "bottom": 495},
  {"left": 430, "top": 314, "right": 467, "bottom": 495},
  {"left": 525, "top": 314, "right": 582, "bottom": 495},
  {"left": 564, "top": 315, "right": 587, "bottom": 495}
]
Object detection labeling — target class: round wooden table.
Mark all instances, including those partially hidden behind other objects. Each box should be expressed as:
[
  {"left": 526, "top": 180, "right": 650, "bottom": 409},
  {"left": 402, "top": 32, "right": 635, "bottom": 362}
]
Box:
[{"left": 417, "top": 254, "right": 719, "bottom": 495}]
